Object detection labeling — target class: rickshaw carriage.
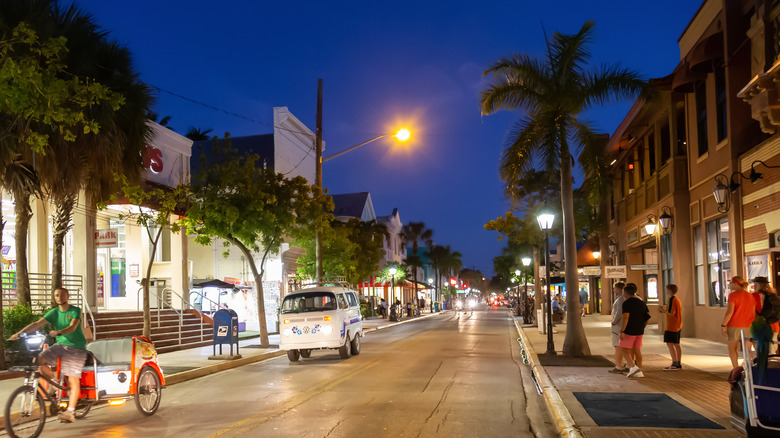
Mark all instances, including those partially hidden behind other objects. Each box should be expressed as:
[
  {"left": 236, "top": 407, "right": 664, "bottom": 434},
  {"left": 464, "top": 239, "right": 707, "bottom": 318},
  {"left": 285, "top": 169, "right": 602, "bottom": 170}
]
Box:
[
  {"left": 729, "top": 332, "right": 780, "bottom": 437},
  {"left": 4, "top": 334, "right": 164, "bottom": 438}
]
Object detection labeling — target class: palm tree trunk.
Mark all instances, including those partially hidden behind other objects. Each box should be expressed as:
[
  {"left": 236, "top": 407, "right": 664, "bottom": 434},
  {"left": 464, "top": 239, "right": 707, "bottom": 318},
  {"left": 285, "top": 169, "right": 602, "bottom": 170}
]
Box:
[
  {"left": 142, "top": 227, "right": 164, "bottom": 340},
  {"left": 51, "top": 195, "right": 75, "bottom": 291},
  {"left": 12, "top": 188, "right": 31, "bottom": 307},
  {"left": 560, "top": 142, "right": 591, "bottom": 357}
]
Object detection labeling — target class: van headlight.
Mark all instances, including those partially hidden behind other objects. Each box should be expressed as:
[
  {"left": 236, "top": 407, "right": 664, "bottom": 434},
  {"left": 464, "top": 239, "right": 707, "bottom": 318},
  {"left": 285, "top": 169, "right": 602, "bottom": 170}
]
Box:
[
  {"left": 283, "top": 329, "right": 292, "bottom": 337},
  {"left": 322, "top": 326, "right": 333, "bottom": 335}
]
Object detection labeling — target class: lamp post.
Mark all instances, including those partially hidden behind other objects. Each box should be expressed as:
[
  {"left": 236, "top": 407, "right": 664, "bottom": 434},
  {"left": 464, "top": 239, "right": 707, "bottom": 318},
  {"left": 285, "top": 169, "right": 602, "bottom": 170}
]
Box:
[
  {"left": 312, "top": 83, "right": 410, "bottom": 285},
  {"left": 389, "top": 267, "right": 398, "bottom": 304},
  {"left": 521, "top": 256, "right": 532, "bottom": 323},
  {"left": 537, "top": 212, "right": 556, "bottom": 355}
]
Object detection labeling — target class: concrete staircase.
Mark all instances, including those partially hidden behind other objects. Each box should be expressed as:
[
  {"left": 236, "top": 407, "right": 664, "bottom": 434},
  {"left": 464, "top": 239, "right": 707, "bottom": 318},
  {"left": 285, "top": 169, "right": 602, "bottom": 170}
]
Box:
[{"left": 91, "top": 309, "right": 213, "bottom": 354}]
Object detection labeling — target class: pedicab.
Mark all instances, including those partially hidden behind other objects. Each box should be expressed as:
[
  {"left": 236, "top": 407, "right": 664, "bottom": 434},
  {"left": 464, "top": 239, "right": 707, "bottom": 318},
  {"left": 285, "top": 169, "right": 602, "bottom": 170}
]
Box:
[
  {"left": 729, "top": 331, "right": 780, "bottom": 437},
  {"left": 4, "top": 333, "right": 165, "bottom": 438}
]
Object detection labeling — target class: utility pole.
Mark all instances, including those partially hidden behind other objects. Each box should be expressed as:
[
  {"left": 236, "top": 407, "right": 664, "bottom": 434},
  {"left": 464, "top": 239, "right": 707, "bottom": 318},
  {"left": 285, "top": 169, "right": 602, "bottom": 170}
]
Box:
[{"left": 315, "top": 79, "right": 323, "bottom": 284}]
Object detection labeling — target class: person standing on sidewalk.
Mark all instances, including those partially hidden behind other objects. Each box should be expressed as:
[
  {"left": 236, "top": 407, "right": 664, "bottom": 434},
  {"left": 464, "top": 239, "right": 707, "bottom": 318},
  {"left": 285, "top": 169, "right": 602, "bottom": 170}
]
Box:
[
  {"left": 609, "top": 282, "right": 627, "bottom": 374},
  {"left": 751, "top": 277, "right": 780, "bottom": 352},
  {"left": 659, "top": 284, "right": 682, "bottom": 370},
  {"left": 620, "top": 283, "right": 650, "bottom": 378},
  {"left": 720, "top": 276, "right": 756, "bottom": 368},
  {"left": 579, "top": 287, "right": 588, "bottom": 316}
]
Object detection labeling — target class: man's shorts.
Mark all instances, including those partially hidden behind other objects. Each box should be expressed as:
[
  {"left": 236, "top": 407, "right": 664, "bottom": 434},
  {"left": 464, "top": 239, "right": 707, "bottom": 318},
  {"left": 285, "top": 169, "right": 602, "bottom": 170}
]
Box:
[
  {"left": 663, "top": 330, "right": 681, "bottom": 344},
  {"left": 619, "top": 334, "right": 643, "bottom": 350},
  {"left": 727, "top": 326, "right": 750, "bottom": 342},
  {"left": 611, "top": 326, "right": 621, "bottom": 347},
  {"left": 39, "top": 344, "right": 87, "bottom": 377}
]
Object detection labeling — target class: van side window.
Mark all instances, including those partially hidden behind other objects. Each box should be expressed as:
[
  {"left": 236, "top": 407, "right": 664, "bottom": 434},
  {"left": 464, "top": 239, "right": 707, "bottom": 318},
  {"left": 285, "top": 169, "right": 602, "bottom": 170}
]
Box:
[
  {"left": 346, "top": 293, "right": 357, "bottom": 307},
  {"left": 338, "top": 294, "right": 348, "bottom": 309}
]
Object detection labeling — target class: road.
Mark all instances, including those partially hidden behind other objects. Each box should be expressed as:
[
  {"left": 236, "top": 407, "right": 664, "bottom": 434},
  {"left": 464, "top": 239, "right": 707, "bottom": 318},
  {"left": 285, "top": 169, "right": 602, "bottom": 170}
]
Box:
[{"left": 11, "top": 306, "right": 555, "bottom": 437}]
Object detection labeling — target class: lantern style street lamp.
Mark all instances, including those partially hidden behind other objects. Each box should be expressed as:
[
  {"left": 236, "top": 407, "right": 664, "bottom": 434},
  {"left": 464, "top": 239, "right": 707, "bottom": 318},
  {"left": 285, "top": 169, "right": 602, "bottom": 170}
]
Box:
[{"left": 537, "top": 212, "right": 555, "bottom": 355}]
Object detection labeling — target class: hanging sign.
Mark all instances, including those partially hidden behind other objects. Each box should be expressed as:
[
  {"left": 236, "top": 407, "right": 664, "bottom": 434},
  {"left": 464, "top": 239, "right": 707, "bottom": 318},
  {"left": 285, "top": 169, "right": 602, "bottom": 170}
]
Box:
[
  {"left": 604, "top": 266, "right": 627, "bottom": 278},
  {"left": 95, "top": 229, "right": 118, "bottom": 247},
  {"left": 630, "top": 264, "right": 658, "bottom": 271},
  {"left": 581, "top": 266, "right": 602, "bottom": 276}
]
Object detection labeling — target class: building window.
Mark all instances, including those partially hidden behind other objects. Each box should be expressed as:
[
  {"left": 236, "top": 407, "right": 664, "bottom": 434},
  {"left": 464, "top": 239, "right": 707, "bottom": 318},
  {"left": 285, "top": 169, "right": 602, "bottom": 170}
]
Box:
[
  {"left": 648, "top": 133, "right": 656, "bottom": 175},
  {"left": 694, "top": 225, "right": 705, "bottom": 305},
  {"left": 660, "top": 122, "right": 671, "bottom": 164},
  {"left": 695, "top": 80, "right": 708, "bottom": 157},
  {"left": 643, "top": 247, "right": 659, "bottom": 304},
  {"left": 706, "top": 218, "right": 730, "bottom": 307},
  {"left": 715, "top": 60, "right": 727, "bottom": 142},
  {"left": 660, "top": 233, "right": 673, "bottom": 299}
]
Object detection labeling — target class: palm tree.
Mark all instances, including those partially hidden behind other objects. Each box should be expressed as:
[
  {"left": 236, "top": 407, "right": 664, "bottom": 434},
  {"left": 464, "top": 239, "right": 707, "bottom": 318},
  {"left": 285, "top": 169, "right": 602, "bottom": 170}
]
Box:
[
  {"left": 480, "top": 21, "right": 649, "bottom": 356},
  {"left": 33, "top": 2, "right": 153, "bottom": 290},
  {"left": 185, "top": 127, "right": 213, "bottom": 141},
  {"left": 399, "top": 222, "right": 433, "bottom": 307}
]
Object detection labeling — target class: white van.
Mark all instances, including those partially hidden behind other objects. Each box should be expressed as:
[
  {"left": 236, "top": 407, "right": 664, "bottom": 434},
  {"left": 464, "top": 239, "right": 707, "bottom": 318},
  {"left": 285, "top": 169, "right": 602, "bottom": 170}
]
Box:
[{"left": 279, "top": 286, "right": 363, "bottom": 362}]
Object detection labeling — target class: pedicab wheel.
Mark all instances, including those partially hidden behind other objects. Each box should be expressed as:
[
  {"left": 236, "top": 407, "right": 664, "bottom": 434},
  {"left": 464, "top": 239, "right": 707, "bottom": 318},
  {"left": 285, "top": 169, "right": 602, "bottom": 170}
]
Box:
[
  {"left": 134, "top": 367, "right": 162, "bottom": 416},
  {"left": 4, "top": 386, "right": 46, "bottom": 438},
  {"left": 338, "top": 336, "right": 351, "bottom": 359},
  {"left": 74, "top": 400, "right": 92, "bottom": 419},
  {"left": 299, "top": 349, "right": 311, "bottom": 358},
  {"left": 287, "top": 349, "right": 300, "bottom": 362},
  {"left": 350, "top": 334, "right": 360, "bottom": 356}
]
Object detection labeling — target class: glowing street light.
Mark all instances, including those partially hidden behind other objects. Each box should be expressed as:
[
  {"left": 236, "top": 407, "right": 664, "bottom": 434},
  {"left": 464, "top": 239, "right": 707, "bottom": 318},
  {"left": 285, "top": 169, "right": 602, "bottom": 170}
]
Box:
[
  {"left": 537, "top": 211, "right": 556, "bottom": 355},
  {"left": 394, "top": 128, "right": 411, "bottom": 141}
]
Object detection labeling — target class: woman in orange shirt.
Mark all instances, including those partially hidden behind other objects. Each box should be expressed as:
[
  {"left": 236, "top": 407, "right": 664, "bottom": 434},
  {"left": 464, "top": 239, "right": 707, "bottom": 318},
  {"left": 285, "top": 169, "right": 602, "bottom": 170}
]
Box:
[
  {"left": 659, "top": 284, "right": 682, "bottom": 370},
  {"left": 721, "top": 276, "right": 757, "bottom": 368}
]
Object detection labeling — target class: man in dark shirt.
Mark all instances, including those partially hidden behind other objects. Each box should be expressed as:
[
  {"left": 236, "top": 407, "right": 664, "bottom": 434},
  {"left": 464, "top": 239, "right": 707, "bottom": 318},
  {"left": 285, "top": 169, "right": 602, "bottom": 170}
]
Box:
[{"left": 620, "top": 283, "right": 650, "bottom": 378}]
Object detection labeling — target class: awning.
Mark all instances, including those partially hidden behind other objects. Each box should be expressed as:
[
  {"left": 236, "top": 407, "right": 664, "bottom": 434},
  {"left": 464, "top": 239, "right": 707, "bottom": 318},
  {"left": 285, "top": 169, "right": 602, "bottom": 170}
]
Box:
[
  {"left": 193, "top": 279, "right": 236, "bottom": 289},
  {"left": 689, "top": 32, "right": 724, "bottom": 73},
  {"left": 672, "top": 62, "right": 706, "bottom": 93}
]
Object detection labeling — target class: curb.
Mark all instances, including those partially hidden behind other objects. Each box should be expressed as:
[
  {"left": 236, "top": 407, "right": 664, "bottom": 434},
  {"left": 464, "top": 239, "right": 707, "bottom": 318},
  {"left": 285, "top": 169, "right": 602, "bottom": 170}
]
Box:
[{"left": 513, "top": 318, "right": 583, "bottom": 438}]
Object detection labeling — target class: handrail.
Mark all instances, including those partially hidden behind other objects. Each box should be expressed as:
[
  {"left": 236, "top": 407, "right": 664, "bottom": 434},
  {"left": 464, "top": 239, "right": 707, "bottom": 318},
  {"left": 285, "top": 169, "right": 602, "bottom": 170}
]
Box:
[
  {"left": 78, "top": 287, "right": 97, "bottom": 339},
  {"left": 188, "top": 289, "right": 229, "bottom": 342},
  {"left": 133, "top": 285, "right": 214, "bottom": 345}
]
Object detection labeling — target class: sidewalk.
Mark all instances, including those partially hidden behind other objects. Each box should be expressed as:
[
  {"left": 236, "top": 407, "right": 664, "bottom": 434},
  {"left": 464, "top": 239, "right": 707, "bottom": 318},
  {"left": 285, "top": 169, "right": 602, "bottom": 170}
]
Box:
[
  {"left": 0, "top": 311, "right": 443, "bottom": 396},
  {"left": 516, "top": 313, "right": 742, "bottom": 437}
]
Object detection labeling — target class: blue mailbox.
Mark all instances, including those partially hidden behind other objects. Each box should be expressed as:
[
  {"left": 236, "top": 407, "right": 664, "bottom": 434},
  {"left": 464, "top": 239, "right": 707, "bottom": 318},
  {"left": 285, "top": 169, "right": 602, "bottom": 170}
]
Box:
[{"left": 212, "top": 308, "right": 239, "bottom": 356}]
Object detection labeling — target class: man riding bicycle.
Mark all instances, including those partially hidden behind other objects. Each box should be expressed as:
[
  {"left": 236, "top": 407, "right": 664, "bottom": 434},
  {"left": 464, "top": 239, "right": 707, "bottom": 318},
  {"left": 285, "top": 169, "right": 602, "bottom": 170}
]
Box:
[{"left": 10, "top": 288, "right": 87, "bottom": 423}]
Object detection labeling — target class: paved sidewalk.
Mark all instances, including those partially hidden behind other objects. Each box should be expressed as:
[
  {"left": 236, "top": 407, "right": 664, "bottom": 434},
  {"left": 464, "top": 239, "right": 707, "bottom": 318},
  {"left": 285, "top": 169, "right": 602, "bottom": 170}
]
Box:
[
  {"left": 0, "top": 311, "right": 443, "bottom": 396},
  {"left": 517, "top": 313, "right": 742, "bottom": 437}
]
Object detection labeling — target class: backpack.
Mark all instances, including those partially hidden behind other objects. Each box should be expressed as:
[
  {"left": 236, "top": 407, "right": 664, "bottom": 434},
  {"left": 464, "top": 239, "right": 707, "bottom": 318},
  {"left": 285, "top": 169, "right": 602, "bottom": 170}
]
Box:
[{"left": 760, "top": 293, "right": 780, "bottom": 325}]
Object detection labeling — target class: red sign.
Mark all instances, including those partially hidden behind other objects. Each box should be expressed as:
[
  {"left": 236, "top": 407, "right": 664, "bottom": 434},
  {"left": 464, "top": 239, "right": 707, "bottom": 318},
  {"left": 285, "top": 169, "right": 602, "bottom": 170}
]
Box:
[
  {"left": 95, "top": 229, "right": 118, "bottom": 247},
  {"left": 143, "top": 145, "right": 164, "bottom": 174}
]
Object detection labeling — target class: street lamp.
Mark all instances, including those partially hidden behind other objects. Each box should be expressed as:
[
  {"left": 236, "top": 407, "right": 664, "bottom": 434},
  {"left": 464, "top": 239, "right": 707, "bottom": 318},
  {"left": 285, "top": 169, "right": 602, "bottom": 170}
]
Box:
[
  {"left": 537, "top": 212, "right": 556, "bottom": 355},
  {"left": 521, "top": 256, "right": 531, "bottom": 322},
  {"left": 389, "top": 267, "right": 398, "bottom": 303}
]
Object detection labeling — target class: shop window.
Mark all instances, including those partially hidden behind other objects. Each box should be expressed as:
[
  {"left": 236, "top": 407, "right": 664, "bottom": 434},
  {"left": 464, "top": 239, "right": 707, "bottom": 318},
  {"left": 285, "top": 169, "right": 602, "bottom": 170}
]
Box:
[
  {"left": 643, "top": 247, "right": 658, "bottom": 304},
  {"left": 694, "top": 226, "right": 705, "bottom": 305},
  {"left": 150, "top": 225, "right": 172, "bottom": 262},
  {"left": 676, "top": 108, "right": 687, "bottom": 157},
  {"left": 706, "top": 218, "right": 730, "bottom": 307},
  {"left": 715, "top": 60, "right": 727, "bottom": 142},
  {"left": 695, "top": 80, "right": 708, "bottom": 157}
]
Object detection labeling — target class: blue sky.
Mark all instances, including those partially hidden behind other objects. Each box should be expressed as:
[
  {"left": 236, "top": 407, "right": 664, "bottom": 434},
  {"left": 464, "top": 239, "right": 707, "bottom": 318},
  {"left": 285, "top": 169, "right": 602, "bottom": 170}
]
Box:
[{"left": 76, "top": 0, "right": 703, "bottom": 277}]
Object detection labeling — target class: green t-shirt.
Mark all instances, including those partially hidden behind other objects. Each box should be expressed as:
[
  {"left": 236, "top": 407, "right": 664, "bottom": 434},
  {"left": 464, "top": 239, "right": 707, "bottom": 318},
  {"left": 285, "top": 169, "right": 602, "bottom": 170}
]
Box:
[{"left": 43, "top": 305, "right": 86, "bottom": 350}]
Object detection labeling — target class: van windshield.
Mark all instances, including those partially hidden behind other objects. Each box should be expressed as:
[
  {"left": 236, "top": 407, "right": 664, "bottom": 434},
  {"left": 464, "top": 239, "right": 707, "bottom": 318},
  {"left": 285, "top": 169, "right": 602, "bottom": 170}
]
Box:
[{"left": 281, "top": 292, "right": 338, "bottom": 314}]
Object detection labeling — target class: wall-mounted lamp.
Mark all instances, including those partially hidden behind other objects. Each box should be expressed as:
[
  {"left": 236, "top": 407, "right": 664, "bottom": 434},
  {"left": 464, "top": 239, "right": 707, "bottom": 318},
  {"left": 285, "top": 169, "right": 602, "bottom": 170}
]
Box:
[
  {"left": 644, "top": 215, "right": 657, "bottom": 235},
  {"left": 608, "top": 239, "right": 617, "bottom": 256},
  {"left": 659, "top": 206, "right": 673, "bottom": 235},
  {"left": 713, "top": 160, "right": 780, "bottom": 213},
  {"left": 592, "top": 250, "right": 601, "bottom": 259}
]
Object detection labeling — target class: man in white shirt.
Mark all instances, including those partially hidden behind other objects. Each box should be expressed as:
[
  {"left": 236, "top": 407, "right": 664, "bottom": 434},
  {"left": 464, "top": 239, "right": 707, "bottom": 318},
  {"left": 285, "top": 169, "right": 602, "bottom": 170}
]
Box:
[{"left": 609, "top": 282, "right": 628, "bottom": 374}]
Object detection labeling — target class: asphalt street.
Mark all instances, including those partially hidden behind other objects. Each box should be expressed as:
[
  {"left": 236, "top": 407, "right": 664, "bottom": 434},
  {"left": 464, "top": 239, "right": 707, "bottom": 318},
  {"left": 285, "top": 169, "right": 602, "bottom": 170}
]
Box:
[{"left": 8, "top": 306, "right": 554, "bottom": 438}]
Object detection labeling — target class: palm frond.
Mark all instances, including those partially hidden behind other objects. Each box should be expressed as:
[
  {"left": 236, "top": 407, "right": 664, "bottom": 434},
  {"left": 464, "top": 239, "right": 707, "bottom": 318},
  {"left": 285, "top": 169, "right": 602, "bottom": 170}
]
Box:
[
  {"left": 581, "top": 64, "right": 650, "bottom": 108},
  {"left": 549, "top": 21, "right": 595, "bottom": 81},
  {"left": 571, "top": 119, "right": 608, "bottom": 205}
]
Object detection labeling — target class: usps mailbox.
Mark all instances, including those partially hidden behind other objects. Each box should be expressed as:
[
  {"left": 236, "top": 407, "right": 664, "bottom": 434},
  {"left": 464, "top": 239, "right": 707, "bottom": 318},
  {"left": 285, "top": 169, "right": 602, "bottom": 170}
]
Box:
[{"left": 212, "top": 308, "right": 239, "bottom": 357}]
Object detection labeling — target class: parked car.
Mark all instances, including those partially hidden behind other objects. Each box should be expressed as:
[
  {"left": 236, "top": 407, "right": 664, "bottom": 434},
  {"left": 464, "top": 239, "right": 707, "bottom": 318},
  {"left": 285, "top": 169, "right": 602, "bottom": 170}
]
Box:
[{"left": 279, "top": 286, "right": 363, "bottom": 362}]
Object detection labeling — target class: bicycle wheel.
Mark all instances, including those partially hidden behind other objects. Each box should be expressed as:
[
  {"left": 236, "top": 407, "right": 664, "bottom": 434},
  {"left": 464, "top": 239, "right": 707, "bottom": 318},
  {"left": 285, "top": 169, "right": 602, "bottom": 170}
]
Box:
[
  {"left": 74, "top": 400, "right": 92, "bottom": 419},
  {"left": 4, "top": 386, "right": 46, "bottom": 438},
  {"left": 134, "top": 367, "right": 162, "bottom": 416}
]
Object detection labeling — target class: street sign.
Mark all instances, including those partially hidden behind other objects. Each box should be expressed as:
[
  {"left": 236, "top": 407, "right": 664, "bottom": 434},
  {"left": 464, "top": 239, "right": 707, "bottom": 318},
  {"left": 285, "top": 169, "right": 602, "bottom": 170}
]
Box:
[
  {"left": 604, "top": 266, "right": 627, "bottom": 278},
  {"left": 581, "top": 266, "right": 602, "bottom": 276},
  {"left": 95, "top": 229, "right": 118, "bottom": 247},
  {"left": 630, "top": 264, "right": 659, "bottom": 271}
]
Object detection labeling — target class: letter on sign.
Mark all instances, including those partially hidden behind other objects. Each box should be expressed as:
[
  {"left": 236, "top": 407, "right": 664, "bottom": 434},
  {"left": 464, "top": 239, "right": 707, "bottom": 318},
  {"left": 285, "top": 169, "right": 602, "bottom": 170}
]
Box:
[{"left": 143, "top": 145, "right": 164, "bottom": 174}]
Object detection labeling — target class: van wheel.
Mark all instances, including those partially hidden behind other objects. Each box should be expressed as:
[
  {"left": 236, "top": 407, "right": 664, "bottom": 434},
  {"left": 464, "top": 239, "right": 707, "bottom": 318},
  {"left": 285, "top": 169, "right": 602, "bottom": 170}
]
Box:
[
  {"left": 350, "top": 333, "right": 361, "bottom": 355},
  {"left": 300, "top": 349, "right": 311, "bottom": 358},
  {"left": 287, "top": 349, "right": 300, "bottom": 362},
  {"left": 339, "top": 336, "right": 352, "bottom": 359}
]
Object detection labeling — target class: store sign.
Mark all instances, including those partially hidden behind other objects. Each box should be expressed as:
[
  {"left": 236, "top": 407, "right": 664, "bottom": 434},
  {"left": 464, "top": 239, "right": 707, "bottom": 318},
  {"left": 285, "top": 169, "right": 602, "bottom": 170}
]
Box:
[
  {"left": 630, "top": 264, "right": 658, "bottom": 271},
  {"left": 95, "top": 229, "right": 118, "bottom": 247},
  {"left": 746, "top": 255, "right": 768, "bottom": 280},
  {"left": 604, "top": 266, "right": 627, "bottom": 278},
  {"left": 581, "top": 266, "right": 602, "bottom": 276}
]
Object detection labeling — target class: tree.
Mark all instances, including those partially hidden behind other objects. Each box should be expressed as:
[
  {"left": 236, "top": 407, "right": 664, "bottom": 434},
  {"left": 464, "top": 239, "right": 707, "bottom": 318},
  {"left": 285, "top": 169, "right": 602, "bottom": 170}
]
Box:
[
  {"left": 295, "top": 221, "right": 356, "bottom": 281},
  {"left": 334, "top": 219, "right": 387, "bottom": 286},
  {"left": 480, "top": 21, "right": 649, "bottom": 356},
  {"left": 399, "top": 222, "right": 433, "bottom": 306},
  {"left": 101, "top": 176, "right": 188, "bottom": 339},
  {"left": 185, "top": 127, "right": 213, "bottom": 141},
  {"left": 183, "top": 136, "right": 332, "bottom": 346}
]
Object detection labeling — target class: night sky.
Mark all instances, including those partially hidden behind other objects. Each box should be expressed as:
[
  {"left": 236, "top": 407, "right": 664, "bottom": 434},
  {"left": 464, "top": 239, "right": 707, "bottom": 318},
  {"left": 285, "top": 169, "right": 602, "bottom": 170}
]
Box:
[{"left": 76, "top": 0, "right": 703, "bottom": 277}]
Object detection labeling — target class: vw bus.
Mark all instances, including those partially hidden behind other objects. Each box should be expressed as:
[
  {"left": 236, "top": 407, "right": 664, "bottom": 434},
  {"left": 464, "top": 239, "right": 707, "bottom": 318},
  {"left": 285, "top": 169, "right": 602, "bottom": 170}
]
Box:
[{"left": 279, "top": 286, "right": 363, "bottom": 362}]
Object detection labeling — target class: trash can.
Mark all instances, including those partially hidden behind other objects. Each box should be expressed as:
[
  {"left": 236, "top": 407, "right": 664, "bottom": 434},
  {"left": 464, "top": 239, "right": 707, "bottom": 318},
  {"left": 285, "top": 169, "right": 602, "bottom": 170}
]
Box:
[
  {"left": 434, "top": 301, "right": 440, "bottom": 312},
  {"left": 406, "top": 302, "right": 413, "bottom": 317},
  {"left": 211, "top": 308, "right": 240, "bottom": 358}
]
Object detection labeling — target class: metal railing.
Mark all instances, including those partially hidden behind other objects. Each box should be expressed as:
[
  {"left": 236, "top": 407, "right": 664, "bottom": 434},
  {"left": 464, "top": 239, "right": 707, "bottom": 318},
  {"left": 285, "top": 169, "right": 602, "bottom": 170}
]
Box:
[
  {"left": 188, "top": 289, "right": 229, "bottom": 342},
  {"left": 1, "top": 272, "right": 83, "bottom": 312},
  {"left": 78, "top": 287, "right": 96, "bottom": 339},
  {"left": 136, "top": 286, "right": 207, "bottom": 345}
]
